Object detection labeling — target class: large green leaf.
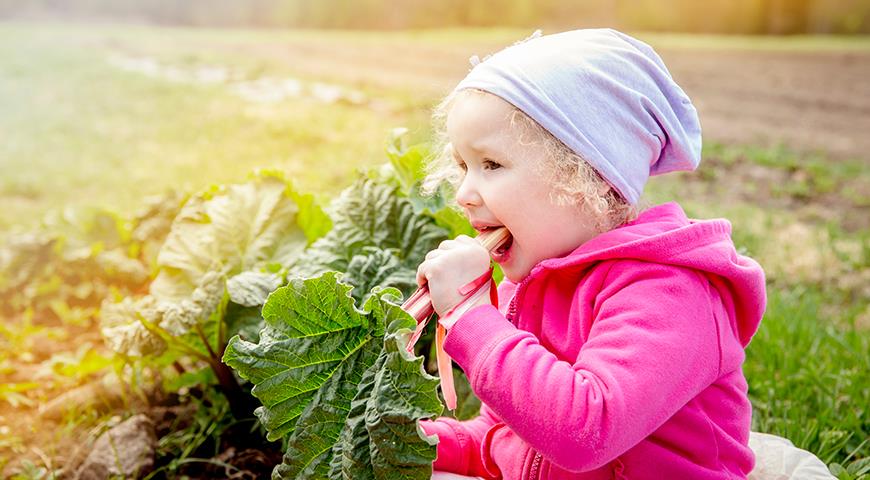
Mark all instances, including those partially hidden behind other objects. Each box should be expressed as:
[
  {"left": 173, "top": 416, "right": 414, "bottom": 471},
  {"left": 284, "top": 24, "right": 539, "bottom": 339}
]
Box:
[
  {"left": 227, "top": 271, "right": 283, "bottom": 307},
  {"left": 151, "top": 173, "right": 309, "bottom": 301},
  {"left": 100, "top": 175, "right": 328, "bottom": 361},
  {"left": 223, "top": 273, "right": 386, "bottom": 440},
  {"left": 362, "top": 330, "right": 442, "bottom": 480},
  {"left": 384, "top": 127, "right": 428, "bottom": 194},
  {"left": 288, "top": 189, "right": 333, "bottom": 246},
  {"left": 341, "top": 247, "right": 417, "bottom": 305},
  {"left": 223, "top": 272, "right": 441, "bottom": 480},
  {"left": 290, "top": 177, "right": 448, "bottom": 290},
  {"left": 99, "top": 295, "right": 168, "bottom": 357},
  {"left": 100, "top": 271, "right": 227, "bottom": 357}
]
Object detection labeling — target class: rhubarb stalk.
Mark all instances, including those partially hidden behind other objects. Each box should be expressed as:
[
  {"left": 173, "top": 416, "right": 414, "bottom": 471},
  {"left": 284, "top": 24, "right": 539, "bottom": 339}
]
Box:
[{"left": 402, "top": 227, "right": 510, "bottom": 409}]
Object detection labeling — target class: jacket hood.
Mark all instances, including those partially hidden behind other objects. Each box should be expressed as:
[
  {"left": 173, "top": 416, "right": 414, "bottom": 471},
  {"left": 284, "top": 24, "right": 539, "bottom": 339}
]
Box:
[{"left": 520, "top": 202, "right": 766, "bottom": 346}]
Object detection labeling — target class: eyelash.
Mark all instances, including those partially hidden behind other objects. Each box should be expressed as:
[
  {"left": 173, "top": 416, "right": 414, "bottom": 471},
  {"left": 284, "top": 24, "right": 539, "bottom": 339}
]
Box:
[
  {"left": 483, "top": 159, "right": 502, "bottom": 170},
  {"left": 456, "top": 159, "right": 502, "bottom": 171}
]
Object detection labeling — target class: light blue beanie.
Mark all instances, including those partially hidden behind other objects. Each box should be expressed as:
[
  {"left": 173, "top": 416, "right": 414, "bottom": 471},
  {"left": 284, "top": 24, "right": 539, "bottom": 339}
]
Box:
[{"left": 454, "top": 28, "right": 702, "bottom": 204}]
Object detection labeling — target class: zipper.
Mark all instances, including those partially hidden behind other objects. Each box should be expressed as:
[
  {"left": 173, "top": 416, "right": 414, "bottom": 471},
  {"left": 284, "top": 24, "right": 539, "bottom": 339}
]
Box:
[
  {"left": 527, "top": 452, "right": 543, "bottom": 480},
  {"left": 505, "top": 275, "right": 531, "bottom": 322},
  {"left": 612, "top": 458, "right": 626, "bottom": 479},
  {"left": 507, "top": 293, "right": 518, "bottom": 321},
  {"left": 506, "top": 274, "right": 536, "bottom": 480}
]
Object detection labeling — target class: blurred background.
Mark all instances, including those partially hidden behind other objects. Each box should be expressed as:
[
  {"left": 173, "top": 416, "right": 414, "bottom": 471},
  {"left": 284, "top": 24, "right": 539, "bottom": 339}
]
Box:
[
  {"left": 3, "top": 0, "right": 870, "bottom": 33},
  {"left": 1, "top": 1, "right": 868, "bottom": 479}
]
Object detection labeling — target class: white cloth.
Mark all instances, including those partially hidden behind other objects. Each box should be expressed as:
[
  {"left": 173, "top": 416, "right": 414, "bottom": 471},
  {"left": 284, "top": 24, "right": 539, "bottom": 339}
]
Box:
[{"left": 748, "top": 432, "right": 835, "bottom": 480}]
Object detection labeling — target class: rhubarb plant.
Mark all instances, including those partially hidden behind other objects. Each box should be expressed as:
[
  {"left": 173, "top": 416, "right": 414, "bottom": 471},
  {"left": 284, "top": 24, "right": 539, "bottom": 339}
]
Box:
[
  {"left": 100, "top": 172, "right": 329, "bottom": 417},
  {"left": 290, "top": 177, "right": 448, "bottom": 304},
  {"left": 223, "top": 272, "right": 442, "bottom": 480}
]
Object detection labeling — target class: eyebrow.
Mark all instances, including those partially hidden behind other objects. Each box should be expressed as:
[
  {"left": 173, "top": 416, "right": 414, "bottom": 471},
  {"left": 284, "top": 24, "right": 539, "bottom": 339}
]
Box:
[{"left": 451, "top": 143, "right": 501, "bottom": 163}]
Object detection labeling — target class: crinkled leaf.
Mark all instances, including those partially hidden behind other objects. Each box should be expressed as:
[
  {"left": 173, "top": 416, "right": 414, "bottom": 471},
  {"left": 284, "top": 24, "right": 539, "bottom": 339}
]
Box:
[
  {"left": 95, "top": 249, "right": 149, "bottom": 285},
  {"left": 100, "top": 272, "right": 226, "bottom": 355},
  {"left": 327, "top": 352, "right": 385, "bottom": 480},
  {"left": 364, "top": 331, "right": 441, "bottom": 480},
  {"left": 0, "top": 234, "right": 55, "bottom": 293},
  {"left": 151, "top": 174, "right": 308, "bottom": 301},
  {"left": 131, "top": 191, "right": 186, "bottom": 244},
  {"left": 102, "top": 175, "right": 317, "bottom": 358},
  {"left": 42, "top": 206, "right": 129, "bottom": 251},
  {"left": 158, "top": 271, "right": 226, "bottom": 336},
  {"left": 223, "top": 272, "right": 441, "bottom": 480},
  {"left": 131, "top": 191, "right": 186, "bottom": 265},
  {"left": 224, "top": 302, "right": 264, "bottom": 343},
  {"left": 291, "top": 177, "right": 447, "bottom": 284},
  {"left": 100, "top": 296, "right": 167, "bottom": 357},
  {"left": 223, "top": 272, "right": 390, "bottom": 440},
  {"left": 342, "top": 247, "right": 417, "bottom": 305},
  {"left": 227, "top": 271, "right": 282, "bottom": 307}
]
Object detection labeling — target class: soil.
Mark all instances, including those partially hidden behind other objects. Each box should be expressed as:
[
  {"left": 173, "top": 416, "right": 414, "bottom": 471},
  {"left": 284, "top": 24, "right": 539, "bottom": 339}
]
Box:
[
  {"left": 213, "top": 39, "right": 870, "bottom": 162},
  {"left": 660, "top": 49, "right": 870, "bottom": 162}
]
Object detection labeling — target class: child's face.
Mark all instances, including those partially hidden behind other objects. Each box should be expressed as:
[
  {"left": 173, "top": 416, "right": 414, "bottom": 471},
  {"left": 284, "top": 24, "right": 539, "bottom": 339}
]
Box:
[{"left": 447, "top": 93, "right": 602, "bottom": 282}]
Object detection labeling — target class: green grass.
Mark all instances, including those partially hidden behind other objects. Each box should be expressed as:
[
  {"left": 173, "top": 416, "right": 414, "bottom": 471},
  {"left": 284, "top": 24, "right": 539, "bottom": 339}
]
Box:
[
  {"left": 747, "top": 286, "right": 869, "bottom": 467},
  {"left": 0, "top": 23, "right": 435, "bottom": 230}
]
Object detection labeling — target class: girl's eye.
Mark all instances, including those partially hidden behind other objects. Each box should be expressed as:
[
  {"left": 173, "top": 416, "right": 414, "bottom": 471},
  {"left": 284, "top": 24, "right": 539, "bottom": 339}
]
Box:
[{"left": 482, "top": 159, "right": 502, "bottom": 170}]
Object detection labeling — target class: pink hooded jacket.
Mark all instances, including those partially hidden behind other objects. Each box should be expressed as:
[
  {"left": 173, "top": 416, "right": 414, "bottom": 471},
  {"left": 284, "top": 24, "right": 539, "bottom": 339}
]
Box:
[{"left": 420, "top": 202, "right": 766, "bottom": 479}]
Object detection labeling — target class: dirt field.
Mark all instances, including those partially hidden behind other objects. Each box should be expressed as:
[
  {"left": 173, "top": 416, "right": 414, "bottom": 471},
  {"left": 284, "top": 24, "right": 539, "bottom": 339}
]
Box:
[
  {"left": 662, "top": 49, "right": 870, "bottom": 161},
  {"left": 215, "top": 37, "right": 870, "bottom": 162}
]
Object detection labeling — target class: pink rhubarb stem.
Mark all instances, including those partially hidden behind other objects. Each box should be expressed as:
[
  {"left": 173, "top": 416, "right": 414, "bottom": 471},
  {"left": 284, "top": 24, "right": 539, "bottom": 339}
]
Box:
[
  {"left": 403, "top": 227, "right": 509, "bottom": 351},
  {"left": 435, "top": 324, "right": 457, "bottom": 410},
  {"left": 402, "top": 227, "right": 511, "bottom": 410}
]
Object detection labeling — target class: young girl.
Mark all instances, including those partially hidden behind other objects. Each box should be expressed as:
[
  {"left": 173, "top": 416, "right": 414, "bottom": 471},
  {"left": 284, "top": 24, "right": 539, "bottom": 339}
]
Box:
[{"left": 414, "top": 29, "right": 767, "bottom": 479}]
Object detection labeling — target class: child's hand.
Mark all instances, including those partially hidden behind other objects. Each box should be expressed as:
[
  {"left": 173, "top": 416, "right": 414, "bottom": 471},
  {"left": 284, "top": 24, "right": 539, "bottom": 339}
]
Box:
[{"left": 416, "top": 235, "right": 492, "bottom": 316}]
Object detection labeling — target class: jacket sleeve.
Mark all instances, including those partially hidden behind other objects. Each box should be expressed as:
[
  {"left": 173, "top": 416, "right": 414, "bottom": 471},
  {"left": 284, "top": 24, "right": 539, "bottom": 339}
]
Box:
[
  {"left": 442, "top": 263, "right": 724, "bottom": 472},
  {"left": 419, "top": 403, "right": 501, "bottom": 477}
]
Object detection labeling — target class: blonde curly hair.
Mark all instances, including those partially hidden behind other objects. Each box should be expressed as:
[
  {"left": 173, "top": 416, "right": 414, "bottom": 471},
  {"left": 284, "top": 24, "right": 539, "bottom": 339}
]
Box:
[{"left": 421, "top": 88, "right": 638, "bottom": 233}]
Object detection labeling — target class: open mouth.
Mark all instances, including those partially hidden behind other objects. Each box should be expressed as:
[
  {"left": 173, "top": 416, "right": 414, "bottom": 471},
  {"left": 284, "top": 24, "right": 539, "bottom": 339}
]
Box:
[
  {"left": 479, "top": 226, "right": 513, "bottom": 259},
  {"left": 494, "top": 234, "right": 513, "bottom": 255}
]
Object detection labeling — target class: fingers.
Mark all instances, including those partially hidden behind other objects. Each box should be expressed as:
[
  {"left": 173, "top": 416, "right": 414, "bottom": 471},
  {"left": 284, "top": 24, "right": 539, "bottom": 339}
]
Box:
[
  {"left": 416, "top": 258, "right": 440, "bottom": 286},
  {"left": 418, "top": 235, "right": 482, "bottom": 287},
  {"left": 426, "top": 236, "right": 469, "bottom": 261},
  {"left": 416, "top": 261, "right": 427, "bottom": 286},
  {"left": 437, "top": 239, "right": 456, "bottom": 250},
  {"left": 416, "top": 256, "right": 446, "bottom": 287},
  {"left": 436, "top": 235, "right": 474, "bottom": 250},
  {"left": 455, "top": 235, "right": 476, "bottom": 244}
]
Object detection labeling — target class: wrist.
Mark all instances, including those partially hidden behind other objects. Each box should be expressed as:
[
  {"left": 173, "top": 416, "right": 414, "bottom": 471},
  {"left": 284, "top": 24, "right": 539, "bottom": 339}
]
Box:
[{"left": 439, "top": 284, "right": 492, "bottom": 330}]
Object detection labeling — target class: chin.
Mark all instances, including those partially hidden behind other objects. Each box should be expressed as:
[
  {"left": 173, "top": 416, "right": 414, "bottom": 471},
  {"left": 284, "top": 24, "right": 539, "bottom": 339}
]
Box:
[{"left": 502, "top": 266, "right": 531, "bottom": 283}]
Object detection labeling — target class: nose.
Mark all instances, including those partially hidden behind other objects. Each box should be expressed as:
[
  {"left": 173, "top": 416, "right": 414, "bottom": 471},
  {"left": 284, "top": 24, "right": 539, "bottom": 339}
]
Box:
[{"left": 455, "top": 170, "right": 483, "bottom": 209}]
